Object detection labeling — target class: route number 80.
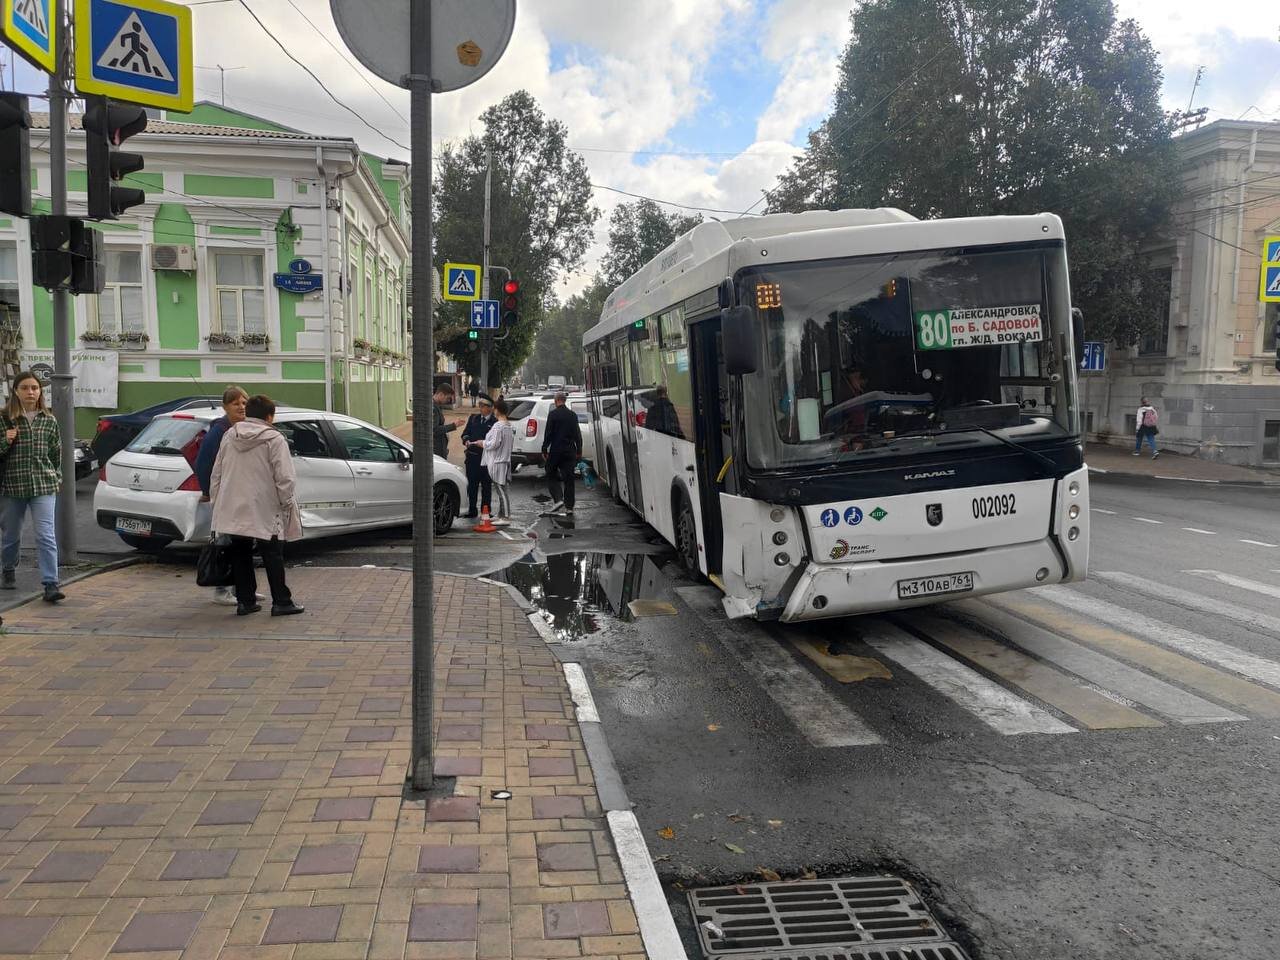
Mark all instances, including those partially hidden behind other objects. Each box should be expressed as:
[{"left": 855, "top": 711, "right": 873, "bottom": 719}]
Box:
[{"left": 917, "top": 312, "right": 951, "bottom": 349}]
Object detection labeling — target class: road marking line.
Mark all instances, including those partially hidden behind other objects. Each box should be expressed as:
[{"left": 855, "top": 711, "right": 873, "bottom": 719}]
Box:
[
  {"left": 607, "top": 810, "right": 689, "bottom": 960},
  {"left": 1027, "top": 588, "right": 1280, "bottom": 714},
  {"left": 860, "top": 621, "right": 1075, "bottom": 735},
  {"left": 1093, "top": 508, "right": 1117, "bottom": 515},
  {"left": 675, "top": 585, "right": 884, "bottom": 747},
  {"left": 954, "top": 601, "right": 1244, "bottom": 725},
  {"left": 562, "top": 663, "right": 599, "bottom": 723},
  {"left": 1132, "top": 517, "right": 1163, "bottom": 524},
  {"left": 910, "top": 614, "right": 1161, "bottom": 729},
  {"left": 1093, "top": 571, "right": 1280, "bottom": 638},
  {"left": 1186, "top": 570, "right": 1280, "bottom": 601},
  {"left": 1182, "top": 528, "right": 1217, "bottom": 535},
  {"left": 1240, "top": 539, "right": 1278, "bottom": 548}
]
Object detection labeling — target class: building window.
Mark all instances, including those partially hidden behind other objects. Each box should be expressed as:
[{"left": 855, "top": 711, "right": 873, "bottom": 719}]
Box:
[
  {"left": 88, "top": 249, "right": 144, "bottom": 336},
  {"left": 214, "top": 252, "right": 265, "bottom": 336},
  {"left": 346, "top": 259, "right": 358, "bottom": 336},
  {"left": 1266, "top": 303, "right": 1278, "bottom": 352},
  {"left": 0, "top": 242, "right": 19, "bottom": 318},
  {"left": 1138, "top": 268, "right": 1172, "bottom": 356},
  {"left": 364, "top": 262, "right": 373, "bottom": 341},
  {"left": 1264, "top": 420, "right": 1280, "bottom": 464}
]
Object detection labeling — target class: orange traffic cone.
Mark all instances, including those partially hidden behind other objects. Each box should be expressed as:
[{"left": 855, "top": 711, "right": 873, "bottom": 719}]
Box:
[{"left": 473, "top": 506, "right": 498, "bottom": 533}]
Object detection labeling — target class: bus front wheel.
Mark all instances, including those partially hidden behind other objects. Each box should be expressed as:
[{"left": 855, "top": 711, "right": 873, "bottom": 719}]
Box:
[
  {"left": 674, "top": 493, "right": 699, "bottom": 574},
  {"left": 607, "top": 455, "right": 622, "bottom": 504}
]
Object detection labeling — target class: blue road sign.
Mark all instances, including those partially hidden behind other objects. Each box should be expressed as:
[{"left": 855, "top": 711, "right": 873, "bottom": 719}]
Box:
[
  {"left": 73, "top": 0, "right": 193, "bottom": 111},
  {"left": 470, "top": 299, "right": 500, "bottom": 329},
  {"left": 1267, "top": 238, "right": 1280, "bottom": 264},
  {"left": 1080, "top": 341, "right": 1106, "bottom": 372},
  {"left": 3, "top": 0, "right": 56, "bottom": 72},
  {"left": 443, "top": 262, "right": 480, "bottom": 301},
  {"left": 274, "top": 273, "right": 323, "bottom": 294},
  {"left": 1263, "top": 265, "right": 1280, "bottom": 304}
]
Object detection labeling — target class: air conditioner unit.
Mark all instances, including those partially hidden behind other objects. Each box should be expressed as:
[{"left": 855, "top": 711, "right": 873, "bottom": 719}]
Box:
[{"left": 150, "top": 244, "right": 195, "bottom": 271}]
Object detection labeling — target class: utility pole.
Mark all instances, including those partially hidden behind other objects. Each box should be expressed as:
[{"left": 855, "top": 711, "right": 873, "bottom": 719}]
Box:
[
  {"left": 407, "top": 0, "right": 435, "bottom": 792},
  {"left": 479, "top": 146, "right": 491, "bottom": 392},
  {"left": 48, "top": 0, "right": 76, "bottom": 563}
]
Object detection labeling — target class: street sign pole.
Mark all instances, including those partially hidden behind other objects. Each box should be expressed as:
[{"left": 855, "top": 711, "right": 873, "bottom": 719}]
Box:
[
  {"left": 48, "top": 0, "right": 76, "bottom": 562},
  {"left": 408, "top": 0, "right": 434, "bottom": 792},
  {"left": 479, "top": 146, "right": 491, "bottom": 392}
]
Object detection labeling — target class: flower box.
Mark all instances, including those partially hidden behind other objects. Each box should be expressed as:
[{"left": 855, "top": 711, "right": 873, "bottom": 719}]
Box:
[
  {"left": 243, "top": 342, "right": 268, "bottom": 353},
  {"left": 117, "top": 334, "right": 149, "bottom": 351},
  {"left": 208, "top": 340, "right": 239, "bottom": 352}
]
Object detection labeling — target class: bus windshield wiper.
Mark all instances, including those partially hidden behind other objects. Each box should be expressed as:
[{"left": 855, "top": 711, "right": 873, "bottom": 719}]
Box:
[{"left": 947, "top": 427, "right": 1057, "bottom": 475}]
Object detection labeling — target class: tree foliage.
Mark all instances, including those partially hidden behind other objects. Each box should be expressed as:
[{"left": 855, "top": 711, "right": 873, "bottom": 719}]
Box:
[
  {"left": 598, "top": 199, "right": 702, "bottom": 291},
  {"left": 433, "top": 91, "right": 598, "bottom": 387},
  {"left": 770, "top": 0, "right": 1180, "bottom": 344},
  {"left": 524, "top": 282, "right": 609, "bottom": 385}
]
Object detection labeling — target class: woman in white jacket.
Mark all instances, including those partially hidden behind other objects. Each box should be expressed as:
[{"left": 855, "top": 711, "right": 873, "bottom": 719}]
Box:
[{"left": 474, "top": 398, "right": 515, "bottom": 525}]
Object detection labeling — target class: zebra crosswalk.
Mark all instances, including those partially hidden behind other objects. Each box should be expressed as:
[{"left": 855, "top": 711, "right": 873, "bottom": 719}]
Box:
[{"left": 679, "top": 569, "right": 1280, "bottom": 747}]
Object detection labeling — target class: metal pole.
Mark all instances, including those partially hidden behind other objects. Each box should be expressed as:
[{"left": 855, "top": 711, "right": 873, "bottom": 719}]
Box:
[
  {"left": 49, "top": 0, "right": 77, "bottom": 564},
  {"left": 408, "top": 0, "right": 434, "bottom": 792},
  {"left": 479, "top": 147, "right": 491, "bottom": 392}
]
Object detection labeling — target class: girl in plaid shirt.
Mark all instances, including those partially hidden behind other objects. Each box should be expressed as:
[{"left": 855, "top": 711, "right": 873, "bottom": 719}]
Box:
[{"left": 0, "top": 371, "right": 64, "bottom": 602}]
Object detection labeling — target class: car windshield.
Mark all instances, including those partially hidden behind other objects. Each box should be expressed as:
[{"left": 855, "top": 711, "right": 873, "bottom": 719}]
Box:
[
  {"left": 508, "top": 400, "right": 536, "bottom": 420},
  {"left": 740, "top": 244, "right": 1079, "bottom": 470},
  {"left": 125, "top": 418, "right": 205, "bottom": 455}
]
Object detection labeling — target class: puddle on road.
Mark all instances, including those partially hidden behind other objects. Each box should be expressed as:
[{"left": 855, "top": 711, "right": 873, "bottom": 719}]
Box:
[{"left": 497, "top": 549, "right": 677, "bottom": 641}]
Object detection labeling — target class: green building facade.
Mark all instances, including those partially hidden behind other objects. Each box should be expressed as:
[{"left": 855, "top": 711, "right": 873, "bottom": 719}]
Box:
[{"left": 0, "top": 104, "right": 412, "bottom": 437}]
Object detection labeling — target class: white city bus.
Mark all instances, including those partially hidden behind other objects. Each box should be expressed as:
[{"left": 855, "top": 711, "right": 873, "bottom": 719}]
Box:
[{"left": 582, "top": 208, "right": 1089, "bottom": 621}]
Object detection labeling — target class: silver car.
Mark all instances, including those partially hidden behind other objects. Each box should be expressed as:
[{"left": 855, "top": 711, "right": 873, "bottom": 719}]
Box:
[{"left": 93, "top": 406, "right": 467, "bottom": 552}]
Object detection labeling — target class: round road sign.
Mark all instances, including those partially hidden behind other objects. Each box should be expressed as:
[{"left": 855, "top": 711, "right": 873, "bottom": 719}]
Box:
[{"left": 330, "top": 0, "right": 516, "bottom": 92}]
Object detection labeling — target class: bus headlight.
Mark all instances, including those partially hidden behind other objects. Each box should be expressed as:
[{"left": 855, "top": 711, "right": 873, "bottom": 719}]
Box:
[
  {"left": 774, "top": 552, "right": 790, "bottom": 566},
  {"left": 1068, "top": 504, "right": 1079, "bottom": 520},
  {"left": 1068, "top": 527, "right": 1080, "bottom": 541},
  {"left": 1069, "top": 481, "right": 1080, "bottom": 496},
  {"left": 772, "top": 531, "right": 788, "bottom": 546},
  {"left": 769, "top": 507, "right": 786, "bottom": 523}
]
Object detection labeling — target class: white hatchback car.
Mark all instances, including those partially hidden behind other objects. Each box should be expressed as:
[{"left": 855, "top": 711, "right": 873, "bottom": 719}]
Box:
[
  {"left": 506, "top": 393, "right": 595, "bottom": 474},
  {"left": 93, "top": 407, "right": 468, "bottom": 552}
]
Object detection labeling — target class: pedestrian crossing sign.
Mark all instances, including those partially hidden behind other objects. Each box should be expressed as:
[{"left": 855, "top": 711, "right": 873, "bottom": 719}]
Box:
[
  {"left": 73, "top": 0, "right": 192, "bottom": 111},
  {"left": 443, "top": 262, "right": 481, "bottom": 302},
  {"left": 2, "top": 0, "right": 56, "bottom": 73},
  {"left": 1266, "top": 236, "right": 1280, "bottom": 266},
  {"left": 1263, "top": 265, "right": 1280, "bottom": 303}
]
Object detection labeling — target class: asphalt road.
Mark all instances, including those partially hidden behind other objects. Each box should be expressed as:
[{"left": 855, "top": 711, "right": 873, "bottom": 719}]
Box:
[{"left": 513, "top": 474, "right": 1280, "bottom": 960}]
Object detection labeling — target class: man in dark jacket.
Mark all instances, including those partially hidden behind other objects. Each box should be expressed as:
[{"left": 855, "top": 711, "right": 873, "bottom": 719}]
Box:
[
  {"left": 432, "top": 383, "right": 457, "bottom": 459},
  {"left": 541, "top": 392, "right": 582, "bottom": 514},
  {"left": 459, "top": 394, "right": 495, "bottom": 517}
]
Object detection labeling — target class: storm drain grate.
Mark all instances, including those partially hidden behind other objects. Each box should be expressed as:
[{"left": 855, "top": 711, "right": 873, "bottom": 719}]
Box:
[{"left": 687, "top": 875, "right": 970, "bottom": 960}]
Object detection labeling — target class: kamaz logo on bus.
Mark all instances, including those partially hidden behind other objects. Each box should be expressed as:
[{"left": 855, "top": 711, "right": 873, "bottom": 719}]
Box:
[{"left": 904, "top": 469, "right": 956, "bottom": 481}]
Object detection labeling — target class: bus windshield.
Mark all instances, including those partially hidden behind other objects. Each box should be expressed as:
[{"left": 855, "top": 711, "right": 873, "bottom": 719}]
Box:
[{"left": 740, "top": 245, "right": 1079, "bottom": 471}]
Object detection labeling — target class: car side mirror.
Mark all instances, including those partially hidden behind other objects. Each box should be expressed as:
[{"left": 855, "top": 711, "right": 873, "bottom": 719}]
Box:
[
  {"left": 721, "top": 305, "right": 758, "bottom": 375},
  {"left": 395, "top": 446, "right": 412, "bottom": 466}
]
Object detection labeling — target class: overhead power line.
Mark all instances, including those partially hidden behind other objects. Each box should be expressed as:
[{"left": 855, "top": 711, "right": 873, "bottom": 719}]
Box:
[{"left": 590, "top": 183, "right": 758, "bottom": 216}]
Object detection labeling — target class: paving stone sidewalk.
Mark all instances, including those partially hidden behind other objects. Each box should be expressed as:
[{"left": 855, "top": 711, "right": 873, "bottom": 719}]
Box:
[
  {"left": 1086, "top": 442, "right": 1280, "bottom": 484},
  {"left": 0, "top": 565, "right": 648, "bottom": 959}
]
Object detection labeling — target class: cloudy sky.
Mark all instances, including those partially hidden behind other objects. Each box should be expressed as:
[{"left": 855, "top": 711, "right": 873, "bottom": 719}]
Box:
[{"left": 3, "top": 0, "right": 1277, "bottom": 294}]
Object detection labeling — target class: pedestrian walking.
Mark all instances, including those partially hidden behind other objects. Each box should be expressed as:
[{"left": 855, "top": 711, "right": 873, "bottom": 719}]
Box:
[
  {"left": 467, "top": 377, "right": 480, "bottom": 408},
  {"left": 0, "top": 371, "right": 64, "bottom": 602},
  {"left": 477, "top": 398, "right": 514, "bottom": 525},
  {"left": 432, "top": 383, "right": 457, "bottom": 459},
  {"left": 541, "top": 392, "right": 582, "bottom": 515},
  {"left": 209, "top": 394, "right": 305, "bottom": 617},
  {"left": 1134, "top": 396, "right": 1159, "bottom": 459},
  {"left": 458, "top": 394, "right": 495, "bottom": 518},
  {"left": 194, "top": 385, "right": 263, "bottom": 607}
]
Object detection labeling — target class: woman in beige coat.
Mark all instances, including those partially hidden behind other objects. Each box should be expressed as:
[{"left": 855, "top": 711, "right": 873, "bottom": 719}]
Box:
[{"left": 210, "top": 394, "right": 304, "bottom": 617}]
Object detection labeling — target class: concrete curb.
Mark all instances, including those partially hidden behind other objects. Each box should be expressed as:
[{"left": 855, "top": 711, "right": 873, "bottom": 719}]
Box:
[
  {"left": 1089, "top": 465, "right": 1280, "bottom": 487},
  {"left": 0, "top": 555, "right": 143, "bottom": 615}
]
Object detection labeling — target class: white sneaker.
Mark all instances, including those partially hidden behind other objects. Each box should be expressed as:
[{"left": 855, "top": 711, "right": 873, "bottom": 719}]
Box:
[
  {"left": 540, "top": 501, "right": 565, "bottom": 516},
  {"left": 212, "top": 589, "right": 237, "bottom": 606}
]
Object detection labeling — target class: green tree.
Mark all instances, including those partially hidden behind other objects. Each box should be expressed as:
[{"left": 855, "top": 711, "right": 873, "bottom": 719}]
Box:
[
  {"left": 599, "top": 199, "right": 702, "bottom": 291},
  {"left": 770, "top": 0, "right": 1180, "bottom": 345},
  {"left": 526, "top": 282, "right": 610, "bottom": 385},
  {"left": 434, "top": 91, "right": 598, "bottom": 388}
]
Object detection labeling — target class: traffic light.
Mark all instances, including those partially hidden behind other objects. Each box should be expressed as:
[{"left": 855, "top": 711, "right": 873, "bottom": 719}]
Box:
[
  {"left": 83, "top": 96, "right": 148, "bottom": 220},
  {"left": 501, "top": 279, "right": 520, "bottom": 327},
  {"left": 30, "top": 217, "right": 104, "bottom": 293},
  {"left": 0, "top": 93, "right": 31, "bottom": 217}
]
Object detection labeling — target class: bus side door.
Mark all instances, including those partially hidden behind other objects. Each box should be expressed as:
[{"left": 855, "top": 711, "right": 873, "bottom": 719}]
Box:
[{"left": 690, "top": 316, "right": 727, "bottom": 575}]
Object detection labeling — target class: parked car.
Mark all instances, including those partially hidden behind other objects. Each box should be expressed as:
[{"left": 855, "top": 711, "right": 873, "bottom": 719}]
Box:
[
  {"left": 91, "top": 396, "right": 223, "bottom": 469},
  {"left": 507, "top": 393, "right": 595, "bottom": 474},
  {"left": 93, "top": 407, "right": 467, "bottom": 553},
  {"left": 74, "top": 439, "right": 96, "bottom": 481}
]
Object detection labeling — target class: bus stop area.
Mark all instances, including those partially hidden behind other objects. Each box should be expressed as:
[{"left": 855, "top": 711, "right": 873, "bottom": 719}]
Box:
[{"left": 0, "top": 563, "right": 653, "bottom": 960}]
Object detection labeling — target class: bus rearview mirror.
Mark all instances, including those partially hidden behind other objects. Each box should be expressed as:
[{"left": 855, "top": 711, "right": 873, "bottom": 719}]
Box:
[
  {"left": 722, "top": 306, "right": 757, "bottom": 375},
  {"left": 1070, "top": 306, "right": 1085, "bottom": 367}
]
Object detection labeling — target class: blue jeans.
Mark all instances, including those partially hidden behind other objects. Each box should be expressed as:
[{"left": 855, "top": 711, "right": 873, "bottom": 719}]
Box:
[
  {"left": 1, "top": 495, "right": 59, "bottom": 585},
  {"left": 1135, "top": 428, "right": 1158, "bottom": 454}
]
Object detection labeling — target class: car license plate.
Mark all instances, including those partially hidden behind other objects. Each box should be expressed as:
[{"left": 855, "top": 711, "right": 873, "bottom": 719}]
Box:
[
  {"left": 115, "top": 518, "right": 152, "bottom": 536},
  {"left": 897, "top": 572, "right": 974, "bottom": 600}
]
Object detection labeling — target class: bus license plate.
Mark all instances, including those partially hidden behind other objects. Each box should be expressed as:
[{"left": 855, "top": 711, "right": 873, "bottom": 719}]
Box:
[
  {"left": 897, "top": 572, "right": 974, "bottom": 600},
  {"left": 115, "top": 518, "right": 152, "bottom": 536}
]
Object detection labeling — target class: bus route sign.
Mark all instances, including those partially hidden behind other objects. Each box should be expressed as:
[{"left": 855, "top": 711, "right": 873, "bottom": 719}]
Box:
[{"left": 914, "top": 304, "right": 1043, "bottom": 351}]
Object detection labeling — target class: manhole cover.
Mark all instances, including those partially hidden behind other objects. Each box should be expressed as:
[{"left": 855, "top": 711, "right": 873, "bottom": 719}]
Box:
[{"left": 687, "top": 875, "right": 970, "bottom": 960}]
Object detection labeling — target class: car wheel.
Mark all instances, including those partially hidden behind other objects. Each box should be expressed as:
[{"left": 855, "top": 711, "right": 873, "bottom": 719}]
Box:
[
  {"left": 119, "top": 534, "right": 171, "bottom": 554},
  {"left": 674, "top": 492, "right": 699, "bottom": 574},
  {"left": 433, "top": 482, "right": 459, "bottom": 536},
  {"left": 607, "top": 455, "right": 622, "bottom": 504}
]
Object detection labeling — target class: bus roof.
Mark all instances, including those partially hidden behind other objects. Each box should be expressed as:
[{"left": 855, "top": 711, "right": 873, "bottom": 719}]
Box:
[{"left": 583, "top": 208, "right": 1066, "bottom": 346}]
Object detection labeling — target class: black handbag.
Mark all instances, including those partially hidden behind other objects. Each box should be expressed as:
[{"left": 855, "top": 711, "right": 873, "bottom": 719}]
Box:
[{"left": 196, "top": 534, "right": 235, "bottom": 587}]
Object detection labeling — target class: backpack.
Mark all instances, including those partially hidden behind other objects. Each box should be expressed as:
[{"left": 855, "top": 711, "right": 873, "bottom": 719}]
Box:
[{"left": 1142, "top": 407, "right": 1158, "bottom": 428}]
